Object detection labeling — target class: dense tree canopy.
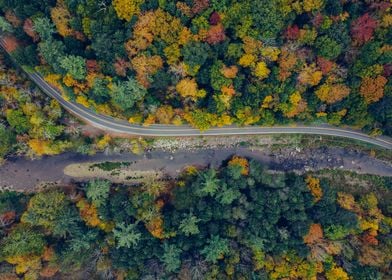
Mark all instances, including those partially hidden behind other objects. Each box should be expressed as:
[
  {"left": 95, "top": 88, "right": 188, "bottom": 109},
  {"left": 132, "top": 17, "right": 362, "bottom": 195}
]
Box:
[
  {"left": 1, "top": 157, "right": 391, "bottom": 279},
  {"left": 0, "top": 56, "right": 120, "bottom": 160},
  {"left": 0, "top": 0, "right": 390, "bottom": 134}
]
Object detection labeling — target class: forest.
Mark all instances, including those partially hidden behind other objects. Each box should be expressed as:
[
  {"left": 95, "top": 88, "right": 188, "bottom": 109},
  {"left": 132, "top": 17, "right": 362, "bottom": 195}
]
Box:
[
  {"left": 0, "top": 54, "right": 149, "bottom": 161},
  {"left": 0, "top": 0, "right": 390, "bottom": 133},
  {"left": 1, "top": 156, "right": 391, "bottom": 279}
]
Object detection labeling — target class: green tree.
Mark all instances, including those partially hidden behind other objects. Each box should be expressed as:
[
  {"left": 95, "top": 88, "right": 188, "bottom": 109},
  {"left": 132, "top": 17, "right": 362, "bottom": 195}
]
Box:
[
  {"left": 6, "top": 109, "right": 30, "bottom": 134},
  {"left": 250, "top": 0, "right": 286, "bottom": 39},
  {"left": 60, "top": 55, "right": 87, "bottom": 80},
  {"left": 33, "top": 17, "right": 55, "bottom": 40},
  {"left": 113, "top": 222, "right": 141, "bottom": 249},
  {"left": 111, "top": 78, "right": 147, "bottom": 111},
  {"left": 90, "top": 78, "right": 110, "bottom": 104},
  {"left": 161, "top": 242, "right": 182, "bottom": 273},
  {"left": 201, "top": 235, "right": 230, "bottom": 264},
  {"left": 21, "top": 191, "right": 71, "bottom": 233},
  {"left": 324, "top": 225, "right": 351, "bottom": 240},
  {"left": 38, "top": 39, "right": 65, "bottom": 72},
  {"left": 60, "top": 230, "right": 99, "bottom": 271},
  {"left": 85, "top": 179, "right": 111, "bottom": 208},
  {"left": 209, "top": 61, "right": 232, "bottom": 91},
  {"left": 216, "top": 183, "right": 241, "bottom": 205},
  {"left": 197, "top": 169, "right": 220, "bottom": 197},
  {"left": 182, "top": 41, "right": 210, "bottom": 69},
  {"left": 51, "top": 207, "right": 82, "bottom": 238},
  {"left": 179, "top": 213, "right": 201, "bottom": 236},
  {"left": 0, "top": 16, "right": 12, "bottom": 32},
  {"left": 42, "top": 122, "right": 64, "bottom": 140},
  {"left": 315, "top": 35, "right": 342, "bottom": 60},
  {"left": 11, "top": 45, "right": 39, "bottom": 67},
  {"left": 0, "top": 224, "right": 46, "bottom": 258},
  {"left": 0, "top": 125, "right": 15, "bottom": 159}
]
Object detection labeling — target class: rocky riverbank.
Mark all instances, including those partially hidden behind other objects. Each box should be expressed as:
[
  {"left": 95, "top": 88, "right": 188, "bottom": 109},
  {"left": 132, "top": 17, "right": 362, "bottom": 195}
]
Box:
[{"left": 0, "top": 145, "right": 391, "bottom": 191}]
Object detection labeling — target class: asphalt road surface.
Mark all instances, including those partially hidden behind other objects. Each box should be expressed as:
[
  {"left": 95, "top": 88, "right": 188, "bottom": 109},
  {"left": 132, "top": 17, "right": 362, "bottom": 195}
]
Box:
[{"left": 1, "top": 39, "right": 391, "bottom": 149}]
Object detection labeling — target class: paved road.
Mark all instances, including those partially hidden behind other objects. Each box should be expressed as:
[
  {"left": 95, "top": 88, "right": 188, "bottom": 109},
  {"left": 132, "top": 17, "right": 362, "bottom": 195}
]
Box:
[{"left": 1, "top": 39, "right": 391, "bottom": 149}]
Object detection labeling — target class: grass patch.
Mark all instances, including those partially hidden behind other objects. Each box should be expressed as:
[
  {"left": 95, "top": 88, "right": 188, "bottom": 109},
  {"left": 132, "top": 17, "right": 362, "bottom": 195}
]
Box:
[{"left": 91, "top": 161, "right": 131, "bottom": 171}]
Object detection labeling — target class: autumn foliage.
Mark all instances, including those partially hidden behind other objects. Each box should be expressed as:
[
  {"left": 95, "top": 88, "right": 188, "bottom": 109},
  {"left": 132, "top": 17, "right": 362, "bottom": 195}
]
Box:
[
  {"left": 304, "top": 224, "right": 323, "bottom": 244},
  {"left": 359, "top": 76, "right": 387, "bottom": 104},
  {"left": 305, "top": 176, "right": 323, "bottom": 202},
  {"left": 1, "top": 0, "right": 391, "bottom": 133},
  {"left": 316, "top": 83, "right": 350, "bottom": 104},
  {"left": 351, "top": 14, "right": 378, "bottom": 45},
  {"left": 205, "top": 24, "right": 226, "bottom": 45},
  {"left": 228, "top": 156, "right": 249, "bottom": 175},
  {"left": 50, "top": 0, "right": 73, "bottom": 37},
  {"left": 113, "top": 0, "right": 144, "bottom": 21}
]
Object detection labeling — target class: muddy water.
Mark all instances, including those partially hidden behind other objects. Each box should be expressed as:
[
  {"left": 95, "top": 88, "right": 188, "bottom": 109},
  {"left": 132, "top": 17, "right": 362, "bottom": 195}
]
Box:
[{"left": 0, "top": 147, "right": 391, "bottom": 191}]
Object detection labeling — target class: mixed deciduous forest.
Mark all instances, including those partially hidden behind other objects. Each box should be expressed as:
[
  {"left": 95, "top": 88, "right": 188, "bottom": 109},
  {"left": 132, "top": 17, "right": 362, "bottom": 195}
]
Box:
[
  {"left": 0, "top": 0, "right": 390, "bottom": 132},
  {"left": 1, "top": 157, "right": 391, "bottom": 279},
  {"left": 0, "top": 56, "right": 144, "bottom": 160}
]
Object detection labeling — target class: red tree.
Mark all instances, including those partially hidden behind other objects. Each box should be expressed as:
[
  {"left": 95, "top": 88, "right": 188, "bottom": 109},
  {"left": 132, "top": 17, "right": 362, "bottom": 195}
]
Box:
[
  {"left": 0, "top": 211, "right": 16, "bottom": 227},
  {"left": 317, "top": 57, "right": 335, "bottom": 75},
  {"left": 114, "top": 58, "right": 130, "bottom": 77},
  {"left": 312, "top": 13, "right": 324, "bottom": 28},
  {"left": 205, "top": 24, "right": 226, "bottom": 45},
  {"left": 86, "top": 60, "right": 100, "bottom": 73},
  {"left": 23, "top": 19, "right": 39, "bottom": 42},
  {"left": 285, "top": 25, "right": 300, "bottom": 40},
  {"left": 383, "top": 64, "right": 392, "bottom": 77},
  {"left": 209, "top": 12, "right": 221, "bottom": 25},
  {"left": 351, "top": 14, "right": 378, "bottom": 45},
  {"left": 192, "top": 0, "right": 209, "bottom": 14}
]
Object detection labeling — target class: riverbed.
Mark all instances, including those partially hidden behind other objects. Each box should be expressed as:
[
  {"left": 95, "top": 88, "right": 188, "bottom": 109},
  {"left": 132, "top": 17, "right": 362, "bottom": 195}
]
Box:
[{"left": 0, "top": 146, "right": 391, "bottom": 191}]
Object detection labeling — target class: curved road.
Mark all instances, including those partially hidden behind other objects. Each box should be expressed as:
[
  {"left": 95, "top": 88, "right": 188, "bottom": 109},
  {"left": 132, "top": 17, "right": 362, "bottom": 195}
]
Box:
[{"left": 1, "top": 39, "right": 391, "bottom": 149}]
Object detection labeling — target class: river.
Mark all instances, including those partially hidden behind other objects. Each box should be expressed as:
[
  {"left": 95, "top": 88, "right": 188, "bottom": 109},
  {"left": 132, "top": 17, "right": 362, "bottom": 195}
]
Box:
[{"left": 0, "top": 146, "right": 391, "bottom": 191}]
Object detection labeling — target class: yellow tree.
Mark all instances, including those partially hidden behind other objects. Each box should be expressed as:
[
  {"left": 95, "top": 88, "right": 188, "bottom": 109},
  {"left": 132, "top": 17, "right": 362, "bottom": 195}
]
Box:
[
  {"left": 131, "top": 55, "right": 163, "bottom": 87},
  {"left": 316, "top": 83, "right": 350, "bottom": 104},
  {"left": 305, "top": 176, "right": 323, "bottom": 202},
  {"left": 164, "top": 44, "right": 181, "bottom": 65},
  {"left": 284, "top": 91, "right": 308, "bottom": 118},
  {"left": 155, "top": 105, "right": 175, "bottom": 124},
  {"left": 29, "top": 139, "right": 57, "bottom": 156},
  {"left": 261, "top": 46, "right": 280, "bottom": 62},
  {"left": 239, "top": 53, "right": 256, "bottom": 67},
  {"left": 50, "top": 0, "right": 73, "bottom": 37},
  {"left": 261, "top": 95, "right": 274, "bottom": 109},
  {"left": 298, "top": 64, "right": 323, "bottom": 87},
  {"left": 325, "top": 264, "right": 350, "bottom": 280},
  {"left": 183, "top": 109, "right": 214, "bottom": 130},
  {"left": 254, "top": 61, "right": 271, "bottom": 79},
  {"left": 242, "top": 36, "right": 262, "bottom": 55},
  {"left": 125, "top": 11, "right": 155, "bottom": 56},
  {"left": 235, "top": 106, "right": 261, "bottom": 125},
  {"left": 125, "top": 9, "right": 183, "bottom": 57},
  {"left": 359, "top": 76, "right": 387, "bottom": 104},
  {"left": 303, "top": 0, "right": 324, "bottom": 12},
  {"left": 176, "top": 78, "right": 206, "bottom": 101},
  {"left": 112, "top": 0, "right": 144, "bottom": 21},
  {"left": 153, "top": 9, "right": 183, "bottom": 45},
  {"left": 76, "top": 198, "right": 112, "bottom": 231}
]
